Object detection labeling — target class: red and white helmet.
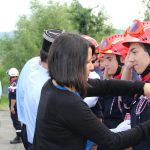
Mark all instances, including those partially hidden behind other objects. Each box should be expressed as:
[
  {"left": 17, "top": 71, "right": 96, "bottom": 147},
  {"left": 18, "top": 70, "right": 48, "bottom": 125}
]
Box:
[
  {"left": 82, "top": 35, "right": 101, "bottom": 53},
  {"left": 100, "top": 34, "right": 128, "bottom": 58},
  {"left": 7, "top": 68, "right": 19, "bottom": 77},
  {"left": 122, "top": 19, "right": 150, "bottom": 46}
]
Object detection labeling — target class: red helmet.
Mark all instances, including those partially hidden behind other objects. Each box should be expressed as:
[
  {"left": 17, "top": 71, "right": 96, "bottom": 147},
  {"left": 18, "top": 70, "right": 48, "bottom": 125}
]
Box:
[
  {"left": 122, "top": 19, "right": 150, "bottom": 47},
  {"left": 100, "top": 34, "right": 128, "bottom": 58},
  {"left": 82, "top": 35, "right": 101, "bottom": 53}
]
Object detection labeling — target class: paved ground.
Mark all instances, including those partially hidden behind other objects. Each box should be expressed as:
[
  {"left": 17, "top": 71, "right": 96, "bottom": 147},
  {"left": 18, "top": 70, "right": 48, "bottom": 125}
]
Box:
[{"left": 0, "top": 110, "right": 24, "bottom": 150}]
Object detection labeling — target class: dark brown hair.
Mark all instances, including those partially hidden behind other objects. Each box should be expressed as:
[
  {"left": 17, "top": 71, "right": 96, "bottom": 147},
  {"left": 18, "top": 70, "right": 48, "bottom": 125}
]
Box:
[
  {"left": 48, "top": 32, "right": 95, "bottom": 96},
  {"left": 140, "top": 43, "right": 150, "bottom": 56}
]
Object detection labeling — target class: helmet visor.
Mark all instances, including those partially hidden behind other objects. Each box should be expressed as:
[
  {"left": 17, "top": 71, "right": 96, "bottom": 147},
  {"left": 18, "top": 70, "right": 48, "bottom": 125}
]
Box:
[
  {"left": 100, "top": 38, "right": 111, "bottom": 51},
  {"left": 127, "top": 20, "right": 143, "bottom": 35}
]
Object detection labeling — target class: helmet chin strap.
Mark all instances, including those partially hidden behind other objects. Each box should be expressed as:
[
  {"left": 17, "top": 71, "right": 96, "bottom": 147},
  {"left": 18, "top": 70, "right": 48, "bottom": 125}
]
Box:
[
  {"left": 140, "top": 64, "right": 150, "bottom": 81},
  {"left": 141, "top": 64, "right": 150, "bottom": 77},
  {"left": 113, "top": 65, "right": 122, "bottom": 77}
]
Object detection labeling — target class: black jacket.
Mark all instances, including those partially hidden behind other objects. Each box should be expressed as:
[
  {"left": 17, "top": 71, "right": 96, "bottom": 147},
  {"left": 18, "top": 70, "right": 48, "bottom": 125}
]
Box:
[{"left": 33, "top": 79, "right": 150, "bottom": 150}]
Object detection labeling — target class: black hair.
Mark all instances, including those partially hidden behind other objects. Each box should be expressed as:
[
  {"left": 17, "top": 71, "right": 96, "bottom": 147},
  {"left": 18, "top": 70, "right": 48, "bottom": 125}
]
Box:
[
  {"left": 48, "top": 32, "right": 94, "bottom": 96},
  {"left": 116, "top": 55, "right": 124, "bottom": 66},
  {"left": 140, "top": 43, "right": 150, "bottom": 56},
  {"left": 113, "top": 55, "right": 124, "bottom": 77},
  {"left": 40, "top": 29, "right": 64, "bottom": 62},
  {"left": 40, "top": 39, "right": 52, "bottom": 62},
  {"left": 128, "top": 42, "right": 150, "bottom": 56}
]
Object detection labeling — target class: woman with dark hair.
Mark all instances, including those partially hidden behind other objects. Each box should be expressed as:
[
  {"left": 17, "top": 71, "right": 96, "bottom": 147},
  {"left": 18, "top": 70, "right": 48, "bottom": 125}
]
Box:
[{"left": 33, "top": 32, "right": 150, "bottom": 150}]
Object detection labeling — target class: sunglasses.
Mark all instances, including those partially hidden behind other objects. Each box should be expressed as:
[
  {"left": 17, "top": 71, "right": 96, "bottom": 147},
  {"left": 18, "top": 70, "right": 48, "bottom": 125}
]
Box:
[
  {"left": 125, "top": 20, "right": 150, "bottom": 37},
  {"left": 127, "top": 20, "right": 143, "bottom": 35},
  {"left": 100, "top": 34, "right": 123, "bottom": 51}
]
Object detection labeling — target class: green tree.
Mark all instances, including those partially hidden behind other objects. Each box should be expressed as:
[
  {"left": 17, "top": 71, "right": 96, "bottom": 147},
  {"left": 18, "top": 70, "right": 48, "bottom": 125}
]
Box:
[
  {"left": 143, "top": 0, "right": 150, "bottom": 20},
  {"left": 0, "top": 0, "right": 114, "bottom": 82},
  {"left": 0, "top": 0, "right": 74, "bottom": 71},
  {"left": 69, "top": 0, "right": 115, "bottom": 41}
]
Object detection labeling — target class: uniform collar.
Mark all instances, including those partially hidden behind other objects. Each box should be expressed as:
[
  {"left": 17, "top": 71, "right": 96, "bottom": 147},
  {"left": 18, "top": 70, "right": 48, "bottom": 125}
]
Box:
[{"left": 140, "top": 64, "right": 150, "bottom": 82}]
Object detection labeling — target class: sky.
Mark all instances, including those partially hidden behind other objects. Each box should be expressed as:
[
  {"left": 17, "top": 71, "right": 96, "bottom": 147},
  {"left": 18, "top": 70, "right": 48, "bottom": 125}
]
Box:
[{"left": 0, "top": 0, "right": 145, "bottom": 32}]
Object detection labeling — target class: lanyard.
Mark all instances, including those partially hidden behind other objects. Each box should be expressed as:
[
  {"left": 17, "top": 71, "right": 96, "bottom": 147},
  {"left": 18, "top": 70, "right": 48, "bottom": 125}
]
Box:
[
  {"left": 135, "top": 95, "right": 148, "bottom": 116},
  {"left": 53, "top": 84, "right": 80, "bottom": 97}
]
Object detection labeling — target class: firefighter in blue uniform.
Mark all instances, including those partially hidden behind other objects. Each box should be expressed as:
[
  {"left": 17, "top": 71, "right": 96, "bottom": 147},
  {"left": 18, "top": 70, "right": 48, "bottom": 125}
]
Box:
[
  {"left": 99, "top": 34, "right": 129, "bottom": 129},
  {"left": 123, "top": 19, "right": 150, "bottom": 150},
  {"left": 7, "top": 68, "right": 22, "bottom": 144}
]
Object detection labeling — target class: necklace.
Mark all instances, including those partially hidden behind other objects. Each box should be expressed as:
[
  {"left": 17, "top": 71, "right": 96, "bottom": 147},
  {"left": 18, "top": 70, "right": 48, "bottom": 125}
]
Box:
[{"left": 135, "top": 95, "right": 148, "bottom": 116}]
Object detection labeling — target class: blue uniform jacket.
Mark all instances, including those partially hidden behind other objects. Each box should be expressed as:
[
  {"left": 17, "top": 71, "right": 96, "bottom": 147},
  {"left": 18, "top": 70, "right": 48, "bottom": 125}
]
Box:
[
  {"left": 8, "top": 79, "right": 17, "bottom": 109},
  {"left": 131, "top": 79, "right": 150, "bottom": 150}
]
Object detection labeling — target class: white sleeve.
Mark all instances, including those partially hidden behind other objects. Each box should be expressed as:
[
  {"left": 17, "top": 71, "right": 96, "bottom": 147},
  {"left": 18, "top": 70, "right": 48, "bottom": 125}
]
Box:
[
  {"left": 83, "top": 97, "right": 99, "bottom": 108},
  {"left": 16, "top": 57, "right": 40, "bottom": 124},
  {"left": 88, "top": 71, "right": 100, "bottom": 79},
  {"left": 110, "top": 120, "right": 131, "bottom": 133},
  {"left": 83, "top": 71, "right": 100, "bottom": 108},
  {"left": 17, "top": 64, "right": 28, "bottom": 124}
]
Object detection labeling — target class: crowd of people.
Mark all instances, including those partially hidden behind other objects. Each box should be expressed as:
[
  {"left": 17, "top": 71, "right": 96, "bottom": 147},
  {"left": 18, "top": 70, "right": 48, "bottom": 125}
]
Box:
[{"left": 6, "top": 19, "right": 150, "bottom": 150}]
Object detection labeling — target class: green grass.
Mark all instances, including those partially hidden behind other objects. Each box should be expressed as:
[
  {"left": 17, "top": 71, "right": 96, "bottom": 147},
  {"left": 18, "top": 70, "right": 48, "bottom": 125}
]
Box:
[{"left": 0, "top": 95, "right": 9, "bottom": 110}]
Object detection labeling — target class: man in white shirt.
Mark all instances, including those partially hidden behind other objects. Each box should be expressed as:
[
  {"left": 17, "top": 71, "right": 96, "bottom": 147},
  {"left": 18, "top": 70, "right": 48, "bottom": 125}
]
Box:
[{"left": 17, "top": 29, "right": 64, "bottom": 150}]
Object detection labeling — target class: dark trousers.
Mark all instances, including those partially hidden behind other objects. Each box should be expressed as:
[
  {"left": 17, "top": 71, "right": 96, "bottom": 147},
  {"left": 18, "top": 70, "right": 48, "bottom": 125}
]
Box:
[
  {"left": 21, "top": 124, "right": 29, "bottom": 150},
  {"left": 10, "top": 111, "right": 22, "bottom": 137},
  {"left": 28, "top": 143, "right": 32, "bottom": 150}
]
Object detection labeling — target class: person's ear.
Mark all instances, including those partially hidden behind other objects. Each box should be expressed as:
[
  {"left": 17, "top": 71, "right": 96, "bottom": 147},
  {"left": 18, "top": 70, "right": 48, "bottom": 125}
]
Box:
[{"left": 120, "top": 57, "right": 125, "bottom": 63}]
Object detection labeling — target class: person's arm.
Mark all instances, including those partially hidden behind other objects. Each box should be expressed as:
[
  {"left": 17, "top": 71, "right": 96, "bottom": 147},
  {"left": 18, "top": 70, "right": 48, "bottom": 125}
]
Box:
[
  {"left": 60, "top": 96, "right": 150, "bottom": 150},
  {"left": 9, "top": 83, "right": 17, "bottom": 114},
  {"left": 87, "top": 79, "right": 149, "bottom": 97},
  {"left": 10, "top": 99, "right": 16, "bottom": 114},
  {"left": 121, "top": 66, "right": 132, "bottom": 81},
  {"left": 16, "top": 63, "right": 29, "bottom": 124}
]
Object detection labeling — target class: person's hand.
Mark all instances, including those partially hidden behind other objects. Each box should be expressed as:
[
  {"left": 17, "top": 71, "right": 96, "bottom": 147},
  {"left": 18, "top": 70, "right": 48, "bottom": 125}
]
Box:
[
  {"left": 10, "top": 107, "right": 15, "bottom": 114},
  {"left": 124, "top": 52, "right": 133, "bottom": 70},
  {"left": 104, "top": 68, "right": 112, "bottom": 80},
  {"left": 144, "top": 83, "right": 150, "bottom": 99},
  {"left": 110, "top": 120, "right": 131, "bottom": 133}
]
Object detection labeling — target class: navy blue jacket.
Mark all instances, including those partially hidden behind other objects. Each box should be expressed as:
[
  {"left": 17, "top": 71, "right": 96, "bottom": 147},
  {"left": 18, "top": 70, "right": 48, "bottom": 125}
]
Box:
[
  {"left": 130, "top": 79, "right": 150, "bottom": 150},
  {"left": 8, "top": 79, "right": 17, "bottom": 109},
  {"left": 99, "top": 96, "right": 124, "bottom": 128}
]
